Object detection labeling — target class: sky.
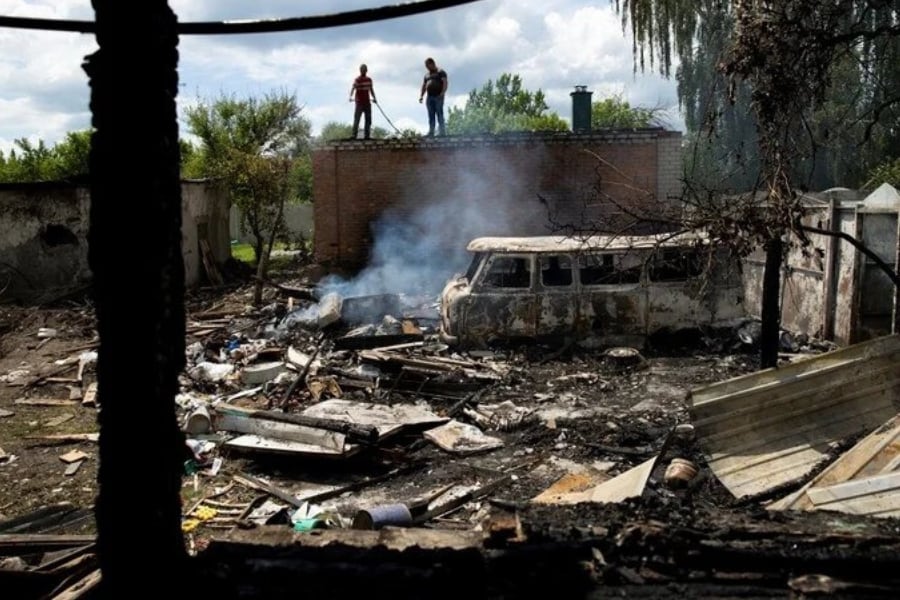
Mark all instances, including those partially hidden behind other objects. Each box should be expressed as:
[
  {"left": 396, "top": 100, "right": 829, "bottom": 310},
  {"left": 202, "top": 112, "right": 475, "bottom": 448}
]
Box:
[{"left": 0, "top": 1, "right": 682, "bottom": 153}]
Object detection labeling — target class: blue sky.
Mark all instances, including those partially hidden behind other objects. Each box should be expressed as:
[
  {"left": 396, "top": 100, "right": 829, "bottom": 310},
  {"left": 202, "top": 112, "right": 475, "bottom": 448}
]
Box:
[{"left": 0, "top": 1, "right": 682, "bottom": 152}]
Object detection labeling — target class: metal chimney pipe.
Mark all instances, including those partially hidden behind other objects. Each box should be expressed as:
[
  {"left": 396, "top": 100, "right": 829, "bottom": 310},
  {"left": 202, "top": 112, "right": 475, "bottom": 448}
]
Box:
[{"left": 570, "top": 85, "right": 592, "bottom": 132}]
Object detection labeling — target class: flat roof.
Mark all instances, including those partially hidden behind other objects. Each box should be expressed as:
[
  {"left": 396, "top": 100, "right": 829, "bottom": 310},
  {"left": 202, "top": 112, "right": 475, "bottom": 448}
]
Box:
[{"left": 466, "top": 231, "right": 710, "bottom": 253}]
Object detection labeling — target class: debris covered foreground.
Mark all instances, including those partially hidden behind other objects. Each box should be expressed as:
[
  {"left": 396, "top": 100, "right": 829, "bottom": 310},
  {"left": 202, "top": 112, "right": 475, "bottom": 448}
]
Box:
[{"left": 2, "top": 278, "right": 900, "bottom": 598}]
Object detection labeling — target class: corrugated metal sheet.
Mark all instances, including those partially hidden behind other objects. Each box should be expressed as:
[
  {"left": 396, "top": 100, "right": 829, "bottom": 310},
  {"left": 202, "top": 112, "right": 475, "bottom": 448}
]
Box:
[
  {"left": 770, "top": 413, "right": 900, "bottom": 516},
  {"left": 688, "top": 334, "right": 900, "bottom": 499}
]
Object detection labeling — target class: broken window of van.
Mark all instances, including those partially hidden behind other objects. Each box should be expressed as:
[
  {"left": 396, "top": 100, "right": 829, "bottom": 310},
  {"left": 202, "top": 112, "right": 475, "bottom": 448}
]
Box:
[
  {"left": 540, "top": 255, "right": 573, "bottom": 287},
  {"left": 649, "top": 248, "right": 704, "bottom": 282},
  {"left": 482, "top": 256, "right": 532, "bottom": 288},
  {"left": 464, "top": 252, "right": 485, "bottom": 281},
  {"left": 578, "top": 253, "right": 641, "bottom": 285}
]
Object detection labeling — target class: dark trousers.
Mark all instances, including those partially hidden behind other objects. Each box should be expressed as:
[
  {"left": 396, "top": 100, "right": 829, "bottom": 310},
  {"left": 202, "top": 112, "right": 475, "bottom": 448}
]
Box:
[{"left": 353, "top": 103, "right": 372, "bottom": 139}]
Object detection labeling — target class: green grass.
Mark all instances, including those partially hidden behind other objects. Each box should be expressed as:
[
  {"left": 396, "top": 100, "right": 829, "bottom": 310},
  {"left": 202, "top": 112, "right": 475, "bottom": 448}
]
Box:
[
  {"left": 231, "top": 243, "right": 256, "bottom": 263},
  {"left": 230, "top": 242, "right": 296, "bottom": 271}
]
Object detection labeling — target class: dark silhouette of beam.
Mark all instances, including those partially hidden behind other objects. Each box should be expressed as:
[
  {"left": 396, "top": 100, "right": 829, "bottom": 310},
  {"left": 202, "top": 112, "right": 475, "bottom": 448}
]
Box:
[
  {"left": 86, "top": 1, "right": 187, "bottom": 595},
  {"left": 0, "top": 0, "right": 483, "bottom": 34}
]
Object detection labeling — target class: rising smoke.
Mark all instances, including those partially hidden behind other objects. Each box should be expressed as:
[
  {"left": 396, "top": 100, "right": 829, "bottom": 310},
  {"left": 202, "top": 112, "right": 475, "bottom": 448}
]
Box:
[{"left": 317, "top": 151, "right": 551, "bottom": 300}]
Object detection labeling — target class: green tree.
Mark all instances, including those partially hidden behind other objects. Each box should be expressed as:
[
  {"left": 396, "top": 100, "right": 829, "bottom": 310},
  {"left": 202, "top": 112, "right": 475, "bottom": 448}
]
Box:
[
  {"left": 179, "top": 139, "right": 205, "bottom": 179},
  {"left": 0, "top": 138, "right": 55, "bottom": 181},
  {"left": 447, "top": 73, "right": 569, "bottom": 134},
  {"left": 317, "top": 121, "right": 389, "bottom": 143},
  {"left": 0, "top": 130, "right": 91, "bottom": 182},
  {"left": 52, "top": 130, "right": 92, "bottom": 178},
  {"left": 591, "top": 95, "right": 663, "bottom": 128},
  {"left": 637, "top": 1, "right": 900, "bottom": 192},
  {"left": 864, "top": 158, "right": 900, "bottom": 190},
  {"left": 184, "top": 92, "right": 312, "bottom": 299}
]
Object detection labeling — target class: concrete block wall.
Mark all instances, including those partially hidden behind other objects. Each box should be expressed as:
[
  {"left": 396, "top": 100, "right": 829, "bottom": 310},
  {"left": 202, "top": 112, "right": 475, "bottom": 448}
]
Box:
[
  {"left": 0, "top": 183, "right": 91, "bottom": 302},
  {"left": 0, "top": 180, "right": 230, "bottom": 302},
  {"left": 313, "top": 129, "right": 682, "bottom": 267}
]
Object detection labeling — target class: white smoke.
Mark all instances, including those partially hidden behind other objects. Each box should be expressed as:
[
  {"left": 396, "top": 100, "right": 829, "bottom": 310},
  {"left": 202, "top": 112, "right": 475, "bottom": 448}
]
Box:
[{"left": 318, "top": 151, "right": 551, "bottom": 299}]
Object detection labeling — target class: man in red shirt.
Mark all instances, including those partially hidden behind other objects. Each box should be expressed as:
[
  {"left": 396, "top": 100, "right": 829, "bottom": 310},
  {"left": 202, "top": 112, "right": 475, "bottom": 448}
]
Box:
[{"left": 349, "top": 64, "right": 377, "bottom": 139}]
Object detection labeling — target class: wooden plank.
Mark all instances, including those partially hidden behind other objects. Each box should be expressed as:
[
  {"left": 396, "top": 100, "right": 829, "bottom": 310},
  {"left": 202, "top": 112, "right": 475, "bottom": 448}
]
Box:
[
  {"left": 44, "top": 414, "right": 75, "bottom": 428},
  {"left": 14, "top": 399, "right": 78, "bottom": 407},
  {"left": 0, "top": 534, "right": 95, "bottom": 552},
  {"left": 35, "top": 544, "right": 95, "bottom": 572},
  {"left": 189, "top": 328, "right": 222, "bottom": 338},
  {"left": 333, "top": 333, "right": 423, "bottom": 351},
  {"left": 532, "top": 469, "right": 611, "bottom": 505},
  {"left": 232, "top": 474, "right": 306, "bottom": 509},
  {"left": 771, "top": 414, "right": 900, "bottom": 511},
  {"left": 62, "top": 341, "right": 99, "bottom": 354},
  {"left": 64, "top": 461, "right": 84, "bottom": 478},
  {"left": 44, "top": 378, "right": 81, "bottom": 385},
  {"left": 23, "top": 363, "right": 77, "bottom": 389},
  {"left": 193, "top": 308, "right": 237, "bottom": 320},
  {"left": 808, "top": 471, "right": 900, "bottom": 506},
  {"left": 199, "top": 238, "right": 224, "bottom": 286},
  {"left": 59, "top": 450, "right": 89, "bottom": 464},
  {"left": 26, "top": 434, "right": 99, "bottom": 445},
  {"left": 81, "top": 383, "right": 97, "bottom": 408},
  {"left": 41, "top": 551, "right": 95, "bottom": 575},
  {"left": 590, "top": 457, "right": 658, "bottom": 503},
  {"left": 52, "top": 568, "right": 101, "bottom": 600}
]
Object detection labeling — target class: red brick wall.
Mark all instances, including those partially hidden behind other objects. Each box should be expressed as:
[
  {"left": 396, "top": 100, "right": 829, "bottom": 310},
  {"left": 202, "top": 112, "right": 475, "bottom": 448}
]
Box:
[{"left": 313, "top": 130, "right": 681, "bottom": 266}]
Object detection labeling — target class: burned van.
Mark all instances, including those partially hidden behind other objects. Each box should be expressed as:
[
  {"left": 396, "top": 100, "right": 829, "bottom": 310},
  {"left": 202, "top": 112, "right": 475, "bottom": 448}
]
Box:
[{"left": 439, "top": 233, "right": 744, "bottom": 347}]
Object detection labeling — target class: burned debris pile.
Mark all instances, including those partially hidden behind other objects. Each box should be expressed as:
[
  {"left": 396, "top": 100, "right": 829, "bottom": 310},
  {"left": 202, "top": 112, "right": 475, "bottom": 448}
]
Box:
[{"left": 3, "top": 282, "right": 900, "bottom": 597}]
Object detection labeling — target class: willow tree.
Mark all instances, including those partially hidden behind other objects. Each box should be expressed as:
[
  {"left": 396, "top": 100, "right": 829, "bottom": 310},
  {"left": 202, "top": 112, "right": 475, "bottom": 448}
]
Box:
[
  {"left": 614, "top": 0, "right": 900, "bottom": 367},
  {"left": 620, "top": 1, "right": 900, "bottom": 192}
]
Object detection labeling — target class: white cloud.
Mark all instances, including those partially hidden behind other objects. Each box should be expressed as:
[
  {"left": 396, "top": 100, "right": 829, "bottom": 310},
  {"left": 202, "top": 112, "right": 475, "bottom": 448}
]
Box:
[{"left": 0, "top": 0, "right": 684, "bottom": 153}]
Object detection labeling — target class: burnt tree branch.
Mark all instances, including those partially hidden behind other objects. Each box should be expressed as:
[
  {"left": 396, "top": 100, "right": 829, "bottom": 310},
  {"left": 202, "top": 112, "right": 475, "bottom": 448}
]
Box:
[{"left": 800, "top": 224, "right": 900, "bottom": 289}]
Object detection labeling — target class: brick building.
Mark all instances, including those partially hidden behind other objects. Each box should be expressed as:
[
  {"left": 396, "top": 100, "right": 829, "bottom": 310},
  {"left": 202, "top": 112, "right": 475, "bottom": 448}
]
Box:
[{"left": 312, "top": 126, "right": 682, "bottom": 268}]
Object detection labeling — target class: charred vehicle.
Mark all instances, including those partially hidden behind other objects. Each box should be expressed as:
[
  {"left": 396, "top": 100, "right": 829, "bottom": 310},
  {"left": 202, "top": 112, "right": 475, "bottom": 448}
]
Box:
[{"left": 439, "top": 233, "right": 745, "bottom": 347}]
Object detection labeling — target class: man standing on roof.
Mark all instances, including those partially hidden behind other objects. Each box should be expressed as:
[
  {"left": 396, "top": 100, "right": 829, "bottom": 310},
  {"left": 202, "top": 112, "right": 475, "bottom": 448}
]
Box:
[
  {"left": 349, "top": 63, "right": 376, "bottom": 139},
  {"left": 418, "top": 57, "right": 447, "bottom": 137}
]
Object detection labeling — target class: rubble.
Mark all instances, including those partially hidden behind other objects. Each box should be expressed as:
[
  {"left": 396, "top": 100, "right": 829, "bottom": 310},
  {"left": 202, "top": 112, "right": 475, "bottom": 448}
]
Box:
[{"left": 4, "top": 277, "right": 900, "bottom": 597}]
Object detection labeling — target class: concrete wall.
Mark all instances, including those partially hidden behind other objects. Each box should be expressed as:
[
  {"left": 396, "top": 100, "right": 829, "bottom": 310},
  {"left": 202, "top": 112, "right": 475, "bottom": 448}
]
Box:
[
  {"left": 312, "top": 129, "right": 683, "bottom": 267},
  {"left": 742, "top": 201, "right": 835, "bottom": 339},
  {"left": 742, "top": 187, "right": 900, "bottom": 345},
  {"left": 230, "top": 202, "right": 314, "bottom": 245},
  {"left": 833, "top": 207, "right": 862, "bottom": 344},
  {"left": 181, "top": 180, "right": 231, "bottom": 286},
  {"left": 0, "top": 180, "right": 230, "bottom": 302},
  {"left": 0, "top": 183, "right": 91, "bottom": 302}
]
